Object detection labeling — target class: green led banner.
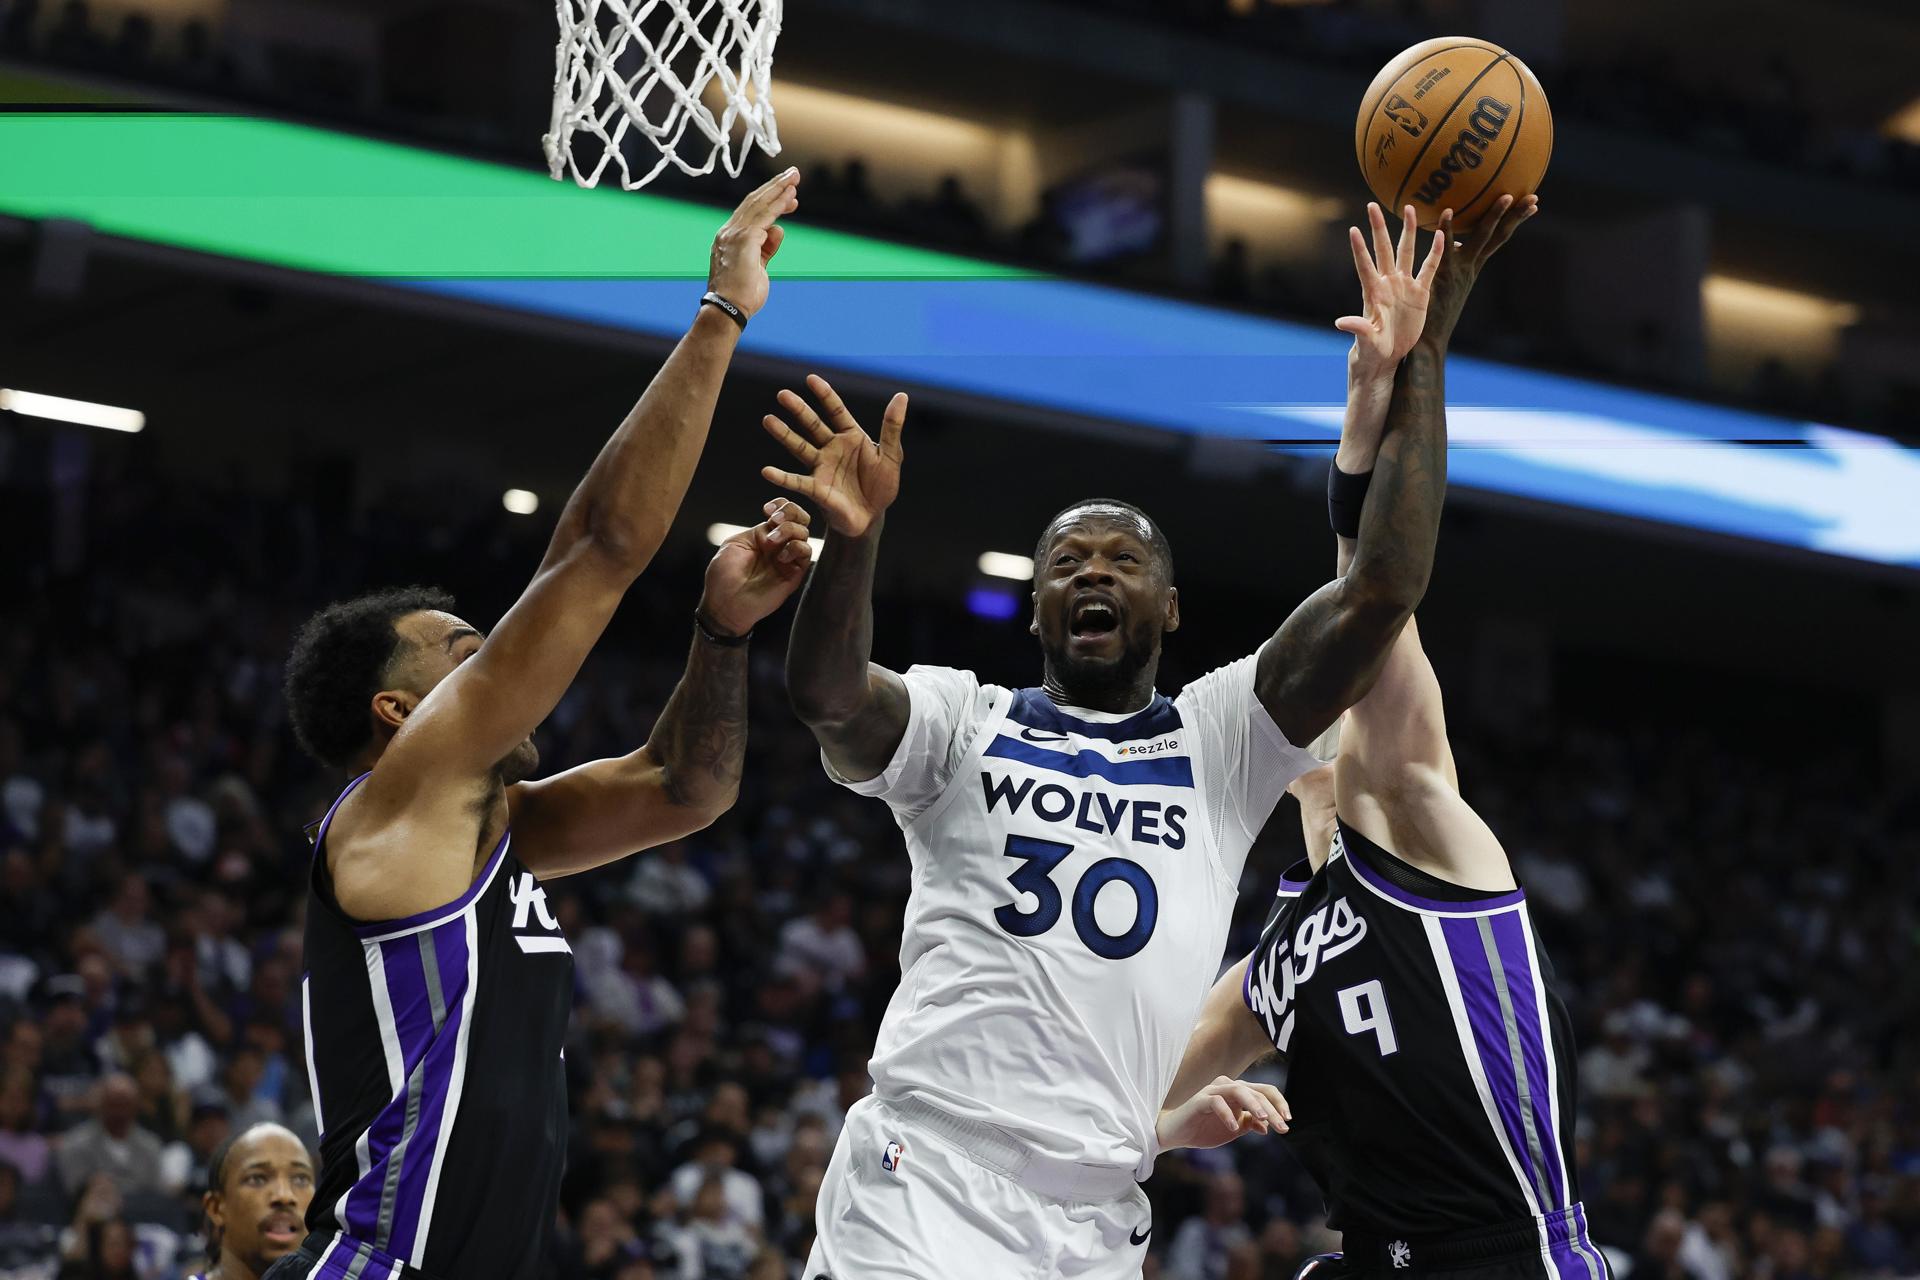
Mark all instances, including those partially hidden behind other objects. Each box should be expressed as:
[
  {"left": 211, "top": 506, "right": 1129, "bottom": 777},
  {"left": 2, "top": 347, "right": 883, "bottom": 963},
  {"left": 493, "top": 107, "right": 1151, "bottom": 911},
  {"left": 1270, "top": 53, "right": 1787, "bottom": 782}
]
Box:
[
  {"left": 0, "top": 112, "right": 1030, "bottom": 280},
  {"left": 3, "top": 107, "right": 1916, "bottom": 567}
]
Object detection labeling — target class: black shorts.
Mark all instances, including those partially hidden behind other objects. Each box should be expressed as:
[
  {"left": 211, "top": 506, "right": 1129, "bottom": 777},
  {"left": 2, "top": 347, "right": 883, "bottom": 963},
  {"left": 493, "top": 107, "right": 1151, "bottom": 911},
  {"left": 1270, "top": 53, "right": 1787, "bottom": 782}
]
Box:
[{"left": 1297, "top": 1211, "right": 1614, "bottom": 1280}]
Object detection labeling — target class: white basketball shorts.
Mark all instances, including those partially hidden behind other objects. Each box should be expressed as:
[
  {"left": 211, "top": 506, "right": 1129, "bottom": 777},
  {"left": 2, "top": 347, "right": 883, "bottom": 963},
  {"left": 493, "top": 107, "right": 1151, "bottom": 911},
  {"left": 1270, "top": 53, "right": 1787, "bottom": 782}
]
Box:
[{"left": 805, "top": 1094, "right": 1153, "bottom": 1280}]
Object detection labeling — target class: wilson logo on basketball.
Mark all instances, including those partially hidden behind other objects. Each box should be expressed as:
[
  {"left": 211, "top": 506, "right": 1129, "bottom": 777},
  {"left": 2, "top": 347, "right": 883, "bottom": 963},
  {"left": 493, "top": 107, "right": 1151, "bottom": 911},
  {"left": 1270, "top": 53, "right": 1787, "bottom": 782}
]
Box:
[{"left": 1410, "top": 95, "right": 1512, "bottom": 207}]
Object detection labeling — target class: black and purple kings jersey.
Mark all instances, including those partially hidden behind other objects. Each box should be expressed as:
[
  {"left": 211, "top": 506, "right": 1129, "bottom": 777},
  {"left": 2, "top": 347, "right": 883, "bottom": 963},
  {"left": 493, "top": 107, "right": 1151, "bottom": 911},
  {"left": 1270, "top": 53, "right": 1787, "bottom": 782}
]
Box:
[
  {"left": 295, "top": 773, "right": 573, "bottom": 1280},
  {"left": 1244, "top": 817, "right": 1607, "bottom": 1278}
]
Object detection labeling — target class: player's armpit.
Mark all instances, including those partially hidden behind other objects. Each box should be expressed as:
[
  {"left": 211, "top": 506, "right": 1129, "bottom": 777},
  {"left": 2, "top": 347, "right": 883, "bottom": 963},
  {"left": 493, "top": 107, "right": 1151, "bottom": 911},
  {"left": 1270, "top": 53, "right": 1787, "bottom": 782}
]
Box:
[
  {"left": 506, "top": 751, "right": 724, "bottom": 880},
  {"left": 1338, "top": 760, "right": 1513, "bottom": 889}
]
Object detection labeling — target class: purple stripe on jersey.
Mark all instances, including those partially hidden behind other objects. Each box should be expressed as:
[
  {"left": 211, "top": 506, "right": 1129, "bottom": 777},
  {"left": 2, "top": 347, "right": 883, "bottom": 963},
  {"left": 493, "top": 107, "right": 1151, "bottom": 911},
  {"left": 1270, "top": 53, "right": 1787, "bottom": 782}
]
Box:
[
  {"left": 351, "top": 833, "right": 510, "bottom": 939},
  {"left": 1276, "top": 858, "right": 1313, "bottom": 896},
  {"left": 1347, "top": 841, "right": 1527, "bottom": 914},
  {"left": 383, "top": 919, "right": 472, "bottom": 1261},
  {"left": 1490, "top": 910, "right": 1566, "bottom": 1209},
  {"left": 343, "top": 925, "right": 456, "bottom": 1243},
  {"left": 1544, "top": 1206, "right": 1606, "bottom": 1280},
  {"left": 1438, "top": 915, "right": 1543, "bottom": 1204}
]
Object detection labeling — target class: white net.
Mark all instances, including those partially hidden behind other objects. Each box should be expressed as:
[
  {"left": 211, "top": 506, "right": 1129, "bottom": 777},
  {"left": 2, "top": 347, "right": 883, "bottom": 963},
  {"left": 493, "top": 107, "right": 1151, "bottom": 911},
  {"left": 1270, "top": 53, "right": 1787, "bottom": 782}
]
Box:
[{"left": 544, "top": 0, "right": 783, "bottom": 191}]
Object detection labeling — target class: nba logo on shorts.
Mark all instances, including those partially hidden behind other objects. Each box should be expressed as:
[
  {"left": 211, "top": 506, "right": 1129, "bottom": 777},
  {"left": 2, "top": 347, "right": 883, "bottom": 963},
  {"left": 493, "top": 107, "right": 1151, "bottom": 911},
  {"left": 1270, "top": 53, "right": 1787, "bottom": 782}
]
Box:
[{"left": 880, "top": 1140, "right": 906, "bottom": 1174}]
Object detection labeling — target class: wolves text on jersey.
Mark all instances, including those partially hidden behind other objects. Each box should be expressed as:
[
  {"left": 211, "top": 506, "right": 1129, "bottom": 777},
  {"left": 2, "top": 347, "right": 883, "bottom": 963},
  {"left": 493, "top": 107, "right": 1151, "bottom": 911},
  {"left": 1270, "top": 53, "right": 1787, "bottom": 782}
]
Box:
[
  {"left": 980, "top": 772, "right": 1188, "bottom": 848},
  {"left": 1247, "top": 896, "right": 1369, "bottom": 1050}
]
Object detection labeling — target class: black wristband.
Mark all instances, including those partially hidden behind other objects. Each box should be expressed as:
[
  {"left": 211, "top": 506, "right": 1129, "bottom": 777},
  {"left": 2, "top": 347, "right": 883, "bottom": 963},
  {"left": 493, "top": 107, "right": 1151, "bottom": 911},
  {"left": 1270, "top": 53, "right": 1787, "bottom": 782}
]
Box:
[
  {"left": 1327, "top": 461, "right": 1374, "bottom": 539},
  {"left": 699, "top": 291, "right": 748, "bottom": 330},
  {"left": 693, "top": 608, "right": 751, "bottom": 647}
]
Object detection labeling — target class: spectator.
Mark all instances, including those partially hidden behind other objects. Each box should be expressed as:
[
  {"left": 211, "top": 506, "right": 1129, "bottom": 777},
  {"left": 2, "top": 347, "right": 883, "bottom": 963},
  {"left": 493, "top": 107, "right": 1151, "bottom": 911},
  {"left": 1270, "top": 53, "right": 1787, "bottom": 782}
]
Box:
[
  {"left": 669, "top": 1132, "right": 763, "bottom": 1234},
  {"left": 0, "top": 1159, "right": 59, "bottom": 1274},
  {"left": 56, "top": 1074, "right": 165, "bottom": 1198},
  {"left": 682, "top": 1174, "right": 757, "bottom": 1280},
  {"left": 628, "top": 845, "right": 710, "bottom": 916},
  {"left": 91, "top": 878, "right": 163, "bottom": 979},
  {"left": 1165, "top": 1171, "right": 1251, "bottom": 1280},
  {"left": 0, "top": 1070, "right": 52, "bottom": 1186},
  {"left": 775, "top": 891, "right": 866, "bottom": 994}
]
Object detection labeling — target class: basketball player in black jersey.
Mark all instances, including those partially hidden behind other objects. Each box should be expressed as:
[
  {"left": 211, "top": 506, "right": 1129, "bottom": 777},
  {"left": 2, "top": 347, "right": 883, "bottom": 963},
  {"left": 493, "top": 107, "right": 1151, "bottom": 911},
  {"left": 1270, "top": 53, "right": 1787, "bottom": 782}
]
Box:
[
  {"left": 272, "top": 171, "right": 809, "bottom": 1280},
  {"left": 1158, "top": 196, "right": 1609, "bottom": 1280}
]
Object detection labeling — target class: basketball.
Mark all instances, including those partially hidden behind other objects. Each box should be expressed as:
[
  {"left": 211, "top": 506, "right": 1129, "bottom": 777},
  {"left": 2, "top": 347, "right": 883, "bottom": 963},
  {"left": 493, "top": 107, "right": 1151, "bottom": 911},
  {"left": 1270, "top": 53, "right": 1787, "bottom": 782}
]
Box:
[{"left": 1355, "top": 37, "right": 1552, "bottom": 230}]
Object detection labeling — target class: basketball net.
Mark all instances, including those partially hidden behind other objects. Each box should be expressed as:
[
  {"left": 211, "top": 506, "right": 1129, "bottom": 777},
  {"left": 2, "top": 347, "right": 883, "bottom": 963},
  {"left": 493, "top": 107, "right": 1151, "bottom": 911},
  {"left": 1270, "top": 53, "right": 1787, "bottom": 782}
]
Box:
[{"left": 544, "top": 0, "right": 783, "bottom": 191}]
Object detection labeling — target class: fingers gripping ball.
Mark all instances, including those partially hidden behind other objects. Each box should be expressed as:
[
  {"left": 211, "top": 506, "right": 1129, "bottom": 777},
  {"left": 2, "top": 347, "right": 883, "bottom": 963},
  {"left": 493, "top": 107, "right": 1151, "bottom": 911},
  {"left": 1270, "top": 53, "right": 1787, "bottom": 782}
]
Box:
[{"left": 1355, "top": 37, "right": 1552, "bottom": 231}]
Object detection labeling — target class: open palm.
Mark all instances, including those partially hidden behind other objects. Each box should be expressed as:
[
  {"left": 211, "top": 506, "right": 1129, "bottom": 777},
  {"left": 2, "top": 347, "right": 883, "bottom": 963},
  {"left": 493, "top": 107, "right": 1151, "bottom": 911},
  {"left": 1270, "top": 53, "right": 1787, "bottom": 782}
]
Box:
[
  {"left": 760, "top": 375, "right": 908, "bottom": 538},
  {"left": 1337, "top": 202, "right": 1445, "bottom": 376}
]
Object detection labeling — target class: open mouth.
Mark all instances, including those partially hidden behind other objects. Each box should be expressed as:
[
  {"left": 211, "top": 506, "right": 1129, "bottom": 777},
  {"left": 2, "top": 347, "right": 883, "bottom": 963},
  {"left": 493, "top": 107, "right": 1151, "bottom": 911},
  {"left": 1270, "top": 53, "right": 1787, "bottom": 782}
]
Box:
[
  {"left": 1070, "top": 598, "right": 1121, "bottom": 638},
  {"left": 261, "top": 1216, "right": 303, "bottom": 1245}
]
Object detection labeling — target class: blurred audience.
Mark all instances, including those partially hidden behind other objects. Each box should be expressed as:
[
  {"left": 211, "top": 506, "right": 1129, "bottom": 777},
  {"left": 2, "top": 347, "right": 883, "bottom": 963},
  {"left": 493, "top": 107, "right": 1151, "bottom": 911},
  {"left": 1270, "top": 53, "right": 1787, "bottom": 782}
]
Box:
[{"left": 0, "top": 452, "right": 1912, "bottom": 1280}]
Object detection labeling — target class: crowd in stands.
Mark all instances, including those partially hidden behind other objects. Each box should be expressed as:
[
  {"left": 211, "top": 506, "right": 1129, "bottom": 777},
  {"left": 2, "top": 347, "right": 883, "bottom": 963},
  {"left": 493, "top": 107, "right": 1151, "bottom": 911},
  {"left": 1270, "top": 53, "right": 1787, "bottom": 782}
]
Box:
[{"left": 0, "top": 441, "right": 1914, "bottom": 1278}]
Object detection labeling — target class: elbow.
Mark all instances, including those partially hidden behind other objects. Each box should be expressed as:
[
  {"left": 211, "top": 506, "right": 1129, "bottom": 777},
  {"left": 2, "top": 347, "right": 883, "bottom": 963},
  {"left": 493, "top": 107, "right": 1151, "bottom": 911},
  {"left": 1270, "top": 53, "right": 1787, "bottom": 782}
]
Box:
[
  {"left": 1344, "top": 564, "right": 1426, "bottom": 626},
  {"left": 573, "top": 501, "right": 668, "bottom": 576},
  {"left": 786, "top": 678, "right": 863, "bottom": 733},
  {"left": 662, "top": 774, "right": 739, "bottom": 829}
]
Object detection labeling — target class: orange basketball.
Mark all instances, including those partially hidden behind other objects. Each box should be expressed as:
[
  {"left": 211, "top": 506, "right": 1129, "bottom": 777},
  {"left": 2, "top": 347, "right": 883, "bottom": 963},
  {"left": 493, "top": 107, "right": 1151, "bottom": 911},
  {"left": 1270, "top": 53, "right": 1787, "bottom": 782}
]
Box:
[{"left": 1355, "top": 37, "right": 1552, "bottom": 231}]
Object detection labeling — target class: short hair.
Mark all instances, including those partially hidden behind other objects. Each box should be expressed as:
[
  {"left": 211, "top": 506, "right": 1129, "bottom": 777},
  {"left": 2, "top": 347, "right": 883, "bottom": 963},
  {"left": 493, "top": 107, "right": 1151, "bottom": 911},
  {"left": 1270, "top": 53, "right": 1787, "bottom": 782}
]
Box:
[
  {"left": 284, "top": 586, "right": 455, "bottom": 768},
  {"left": 1033, "top": 499, "right": 1174, "bottom": 581}
]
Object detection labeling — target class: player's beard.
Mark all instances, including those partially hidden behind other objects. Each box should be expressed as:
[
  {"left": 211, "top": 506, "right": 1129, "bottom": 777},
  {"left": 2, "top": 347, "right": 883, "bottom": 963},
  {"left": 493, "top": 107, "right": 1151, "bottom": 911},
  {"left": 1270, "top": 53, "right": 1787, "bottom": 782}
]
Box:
[
  {"left": 1044, "top": 626, "right": 1158, "bottom": 706},
  {"left": 497, "top": 737, "right": 539, "bottom": 785}
]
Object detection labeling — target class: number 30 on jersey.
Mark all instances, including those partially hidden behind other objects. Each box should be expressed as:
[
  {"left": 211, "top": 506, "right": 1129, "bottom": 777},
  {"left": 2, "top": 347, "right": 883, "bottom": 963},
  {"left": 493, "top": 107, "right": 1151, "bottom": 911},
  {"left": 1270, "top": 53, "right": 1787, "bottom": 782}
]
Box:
[{"left": 993, "top": 835, "right": 1159, "bottom": 959}]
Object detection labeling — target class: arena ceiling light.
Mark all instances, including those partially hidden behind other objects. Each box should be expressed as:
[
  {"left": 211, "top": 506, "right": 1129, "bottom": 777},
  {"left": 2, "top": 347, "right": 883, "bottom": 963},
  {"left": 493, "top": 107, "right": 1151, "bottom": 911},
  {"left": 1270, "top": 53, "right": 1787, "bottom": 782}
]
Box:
[
  {"left": 0, "top": 388, "right": 145, "bottom": 433},
  {"left": 707, "top": 521, "right": 824, "bottom": 558},
  {"left": 501, "top": 489, "right": 540, "bottom": 516},
  {"left": 977, "top": 551, "right": 1036, "bottom": 580}
]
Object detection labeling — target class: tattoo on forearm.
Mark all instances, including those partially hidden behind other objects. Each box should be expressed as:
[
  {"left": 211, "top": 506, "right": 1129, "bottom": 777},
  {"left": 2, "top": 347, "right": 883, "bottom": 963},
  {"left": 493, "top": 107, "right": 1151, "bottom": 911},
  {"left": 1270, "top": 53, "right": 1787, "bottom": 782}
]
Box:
[
  {"left": 1259, "top": 345, "right": 1449, "bottom": 744},
  {"left": 654, "top": 633, "right": 749, "bottom": 807}
]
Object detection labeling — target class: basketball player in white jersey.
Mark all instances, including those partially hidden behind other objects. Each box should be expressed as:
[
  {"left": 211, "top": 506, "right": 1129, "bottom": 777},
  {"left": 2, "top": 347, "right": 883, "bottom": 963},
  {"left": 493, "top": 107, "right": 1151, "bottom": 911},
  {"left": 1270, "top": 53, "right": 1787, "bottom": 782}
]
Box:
[{"left": 756, "top": 201, "right": 1501, "bottom": 1278}]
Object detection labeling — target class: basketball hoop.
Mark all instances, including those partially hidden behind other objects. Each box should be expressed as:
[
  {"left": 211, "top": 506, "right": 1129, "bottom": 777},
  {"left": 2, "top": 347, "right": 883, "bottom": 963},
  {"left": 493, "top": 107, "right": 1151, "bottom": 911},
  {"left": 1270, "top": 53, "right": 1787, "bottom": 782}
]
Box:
[{"left": 544, "top": 0, "right": 783, "bottom": 192}]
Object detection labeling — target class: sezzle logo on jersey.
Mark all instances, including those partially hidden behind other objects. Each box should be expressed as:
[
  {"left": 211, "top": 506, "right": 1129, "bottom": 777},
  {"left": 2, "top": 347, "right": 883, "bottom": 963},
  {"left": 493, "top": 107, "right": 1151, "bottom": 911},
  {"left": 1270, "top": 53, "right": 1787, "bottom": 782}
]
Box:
[
  {"left": 509, "top": 872, "right": 572, "bottom": 956},
  {"left": 1247, "top": 897, "right": 1369, "bottom": 1050}
]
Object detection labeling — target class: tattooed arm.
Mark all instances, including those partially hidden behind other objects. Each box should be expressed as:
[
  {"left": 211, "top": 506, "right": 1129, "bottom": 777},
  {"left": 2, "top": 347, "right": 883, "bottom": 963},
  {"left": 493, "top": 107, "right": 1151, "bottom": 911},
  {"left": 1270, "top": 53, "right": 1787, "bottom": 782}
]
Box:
[
  {"left": 509, "top": 504, "right": 816, "bottom": 879},
  {"left": 1254, "top": 197, "right": 1534, "bottom": 746}
]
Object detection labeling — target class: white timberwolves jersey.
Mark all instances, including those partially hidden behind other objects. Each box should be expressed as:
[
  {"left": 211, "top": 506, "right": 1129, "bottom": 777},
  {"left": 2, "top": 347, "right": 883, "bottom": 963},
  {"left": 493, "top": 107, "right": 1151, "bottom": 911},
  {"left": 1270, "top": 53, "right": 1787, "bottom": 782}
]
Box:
[{"left": 830, "top": 649, "right": 1319, "bottom": 1178}]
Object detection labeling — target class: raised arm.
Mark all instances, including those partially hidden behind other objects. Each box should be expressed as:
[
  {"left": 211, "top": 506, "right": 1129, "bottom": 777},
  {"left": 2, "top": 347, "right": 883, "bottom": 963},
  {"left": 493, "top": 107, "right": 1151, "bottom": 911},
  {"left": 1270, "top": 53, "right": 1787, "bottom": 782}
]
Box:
[
  {"left": 331, "top": 171, "right": 801, "bottom": 920},
  {"left": 763, "top": 377, "right": 913, "bottom": 782},
  {"left": 1254, "top": 197, "right": 1531, "bottom": 748},
  {"left": 1325, "top": 197, "right": 1536, "bottom": 886},
  {"left": 508, "top": 502, "right": 815, "bottom": 879},
  {"left": 1155, "top": 956, "right": 1288, "bottom": 1153}
]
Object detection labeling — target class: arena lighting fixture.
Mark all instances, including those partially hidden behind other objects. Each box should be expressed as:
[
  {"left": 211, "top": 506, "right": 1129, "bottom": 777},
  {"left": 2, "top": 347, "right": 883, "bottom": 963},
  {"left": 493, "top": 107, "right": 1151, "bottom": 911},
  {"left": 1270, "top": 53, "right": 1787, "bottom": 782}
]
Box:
[
  {"left": 966, "top": 588, "right": 1022, "bottom": 621},
  {"left": 977, "top": 551, "right": 1036, "bottom": 580},
  {"left": 1885, "top": 95, "right": 1920, "bottom": 144},
  {"left": 706, "top": 521, "right": 824, "bottom": 557},
  {"left": 502, "top": 489, "right": 540, "bottom": 515},
  {"left": 0, "top": 388, "right": 145, "bottom": 433}
]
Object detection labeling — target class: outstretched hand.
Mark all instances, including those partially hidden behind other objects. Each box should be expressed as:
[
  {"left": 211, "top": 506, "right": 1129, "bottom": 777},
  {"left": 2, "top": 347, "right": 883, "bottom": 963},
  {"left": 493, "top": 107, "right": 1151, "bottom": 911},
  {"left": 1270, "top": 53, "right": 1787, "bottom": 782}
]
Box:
[
  {"left": 1337, "top": 202, "right": 1446, "bottom": 379},
  {"left": 759, "top": 375, "right": 908, "bottom": 539},
  {"left": 1156, "top": 1075, "right": 1292, "bottom": 1152},
  {"left": 707, "top": 167, "right": 801, "bottom": 320},
  {"left": 1418, "top": 192, "right": 1538, "bottom": 353}
]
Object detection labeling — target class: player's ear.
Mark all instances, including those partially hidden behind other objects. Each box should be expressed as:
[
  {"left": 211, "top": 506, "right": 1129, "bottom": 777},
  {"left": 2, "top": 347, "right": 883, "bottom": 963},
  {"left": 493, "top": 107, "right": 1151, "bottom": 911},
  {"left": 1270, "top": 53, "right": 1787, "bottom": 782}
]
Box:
[
  {"left": 1163, "top": 586, "right": 1180, "bottom": 634},
  {"left": 202, "top": 1189, "right": 224, "bottom": 1232},
  {"left": 371, "top": 689, "right": 417, "bottom": 733},
  {"left": 1029, "top": 592, "right": 1040, "bottom": 638}
]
